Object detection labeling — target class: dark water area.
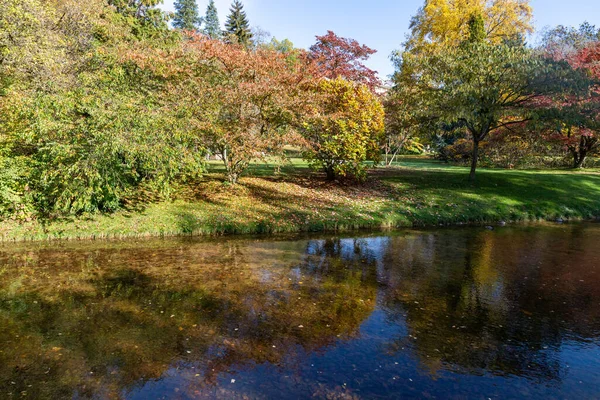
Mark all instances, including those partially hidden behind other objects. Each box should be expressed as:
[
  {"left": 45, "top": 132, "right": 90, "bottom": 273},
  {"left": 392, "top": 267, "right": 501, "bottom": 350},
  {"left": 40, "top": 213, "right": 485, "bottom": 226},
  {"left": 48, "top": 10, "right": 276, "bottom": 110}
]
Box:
[{"left": 1, "top": 224, "right": 600, "bottom": 399}]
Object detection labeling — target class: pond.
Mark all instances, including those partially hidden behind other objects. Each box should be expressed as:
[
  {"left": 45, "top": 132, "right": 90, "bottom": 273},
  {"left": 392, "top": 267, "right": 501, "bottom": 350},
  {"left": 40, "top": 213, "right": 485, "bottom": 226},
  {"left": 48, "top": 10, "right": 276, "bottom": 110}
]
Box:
[{"left": 1, "top": 223, "right": 599, "bottom": 399}]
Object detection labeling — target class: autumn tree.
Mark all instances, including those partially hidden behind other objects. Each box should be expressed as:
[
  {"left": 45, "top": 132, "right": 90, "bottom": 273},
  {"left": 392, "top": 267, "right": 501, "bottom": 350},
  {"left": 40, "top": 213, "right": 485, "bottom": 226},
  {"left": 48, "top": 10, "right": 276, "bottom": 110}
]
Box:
[
  {"left": 224, "top": 0, "right": 252, "bottom": 46},
  {"left": 173, "top": 0, "right": 201, "bottom": 31},
  {"left": 202, "top": 0, "right": 221, "bottom": 39},
  {"left": 537, "top": 38, "right": 600, "bottom": 168},
  {"left": 309, "top": 31, "right": 380, "bottom": 91},
  {"left": 403, "top": 0, "right": 533, "bottom": 55},
  {"left": 163, "top": 35, "right": 314, "bottom": 184},
  {"left": 541, "top": 22, "right": 599, "bottom": 60},
  {"left": 302, "top": 78, "right": 385, "bottom": 181}
]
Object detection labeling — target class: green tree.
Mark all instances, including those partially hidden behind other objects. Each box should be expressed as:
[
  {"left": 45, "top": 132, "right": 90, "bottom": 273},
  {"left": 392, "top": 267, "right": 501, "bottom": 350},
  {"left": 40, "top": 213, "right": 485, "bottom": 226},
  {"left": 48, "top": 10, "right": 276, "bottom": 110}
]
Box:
[
  {"left": 397, "top": 36, "right": 578, "bottom": 181},
  {"left": 202, "top": 0, "right": 221, "bottom": 39},
  {"left": 107, "top": 0, "right": 172, "bottom": 39},
  {"left": 467, "top": 12, "right": 486, "bottom": 43},
  {"left": 173, "top": 0, "right": 201, "bottom": 31},
  {"left": 224, "top": 0, "right": 252, "bottom": 46},
  {"left": 1, "top": 0, "right": 201, "bottom": 216}
]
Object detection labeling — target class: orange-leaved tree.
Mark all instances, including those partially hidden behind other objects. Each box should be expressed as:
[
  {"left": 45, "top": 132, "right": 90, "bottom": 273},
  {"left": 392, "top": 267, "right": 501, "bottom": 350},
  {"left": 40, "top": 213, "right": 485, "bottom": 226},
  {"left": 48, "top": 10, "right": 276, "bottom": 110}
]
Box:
[{"left": 151, "top": 34, "right": 319, "bottom": 184}]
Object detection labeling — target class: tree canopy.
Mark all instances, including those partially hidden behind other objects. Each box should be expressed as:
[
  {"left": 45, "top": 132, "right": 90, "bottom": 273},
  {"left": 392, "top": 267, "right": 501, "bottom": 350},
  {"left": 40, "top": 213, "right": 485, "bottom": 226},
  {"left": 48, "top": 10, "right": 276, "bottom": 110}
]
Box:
[
  {"left": 404, "top": 0, "right": 533, "bottom": 55},
  {"left": 395, "top": 17, "right": 583, "bottom": 180},
  {"left": 309, "top": 31, "right": 380, "bottom": 91}
]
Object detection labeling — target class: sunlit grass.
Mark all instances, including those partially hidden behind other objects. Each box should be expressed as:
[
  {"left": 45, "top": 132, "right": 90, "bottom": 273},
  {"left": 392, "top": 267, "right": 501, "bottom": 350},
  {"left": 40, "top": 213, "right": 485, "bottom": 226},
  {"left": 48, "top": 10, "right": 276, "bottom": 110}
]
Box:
[{"left": 1, "top": 156, "right": 599, "bottom": 241}]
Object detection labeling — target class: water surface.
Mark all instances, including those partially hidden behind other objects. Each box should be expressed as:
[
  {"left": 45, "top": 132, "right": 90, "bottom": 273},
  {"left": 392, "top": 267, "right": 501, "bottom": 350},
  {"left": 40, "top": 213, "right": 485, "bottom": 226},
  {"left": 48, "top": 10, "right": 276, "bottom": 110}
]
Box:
[{"left": 1, "top": 224, "right": 599, "bottom": 399}]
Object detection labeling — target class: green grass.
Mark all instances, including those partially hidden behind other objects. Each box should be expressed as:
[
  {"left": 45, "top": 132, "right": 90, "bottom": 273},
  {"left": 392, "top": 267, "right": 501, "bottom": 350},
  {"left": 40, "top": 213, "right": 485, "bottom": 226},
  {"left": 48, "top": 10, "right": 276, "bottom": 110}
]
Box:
[{"left": 1, "top": 156, "right": 599, "bottom": 242}]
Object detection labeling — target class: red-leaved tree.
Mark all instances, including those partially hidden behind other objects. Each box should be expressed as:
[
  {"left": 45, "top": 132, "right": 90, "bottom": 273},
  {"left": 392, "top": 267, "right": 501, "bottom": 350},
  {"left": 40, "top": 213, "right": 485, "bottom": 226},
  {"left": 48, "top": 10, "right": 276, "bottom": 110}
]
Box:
[
  {"left": 309, "top": 31, "right": 381, "bottom": 91},
  {"left": 542, "top": 41, "right": 600, "bottom": 168}
]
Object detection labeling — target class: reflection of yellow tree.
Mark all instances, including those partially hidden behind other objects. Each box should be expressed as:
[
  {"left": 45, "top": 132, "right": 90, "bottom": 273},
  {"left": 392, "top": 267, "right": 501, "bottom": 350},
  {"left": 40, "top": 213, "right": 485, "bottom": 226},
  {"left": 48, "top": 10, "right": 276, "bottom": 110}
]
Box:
[
  {"left": 0, "top": 237, "right": 377, "bottom": 398},
  {"left": 470, "top": 232, "right": 498, "bottom": 290}
]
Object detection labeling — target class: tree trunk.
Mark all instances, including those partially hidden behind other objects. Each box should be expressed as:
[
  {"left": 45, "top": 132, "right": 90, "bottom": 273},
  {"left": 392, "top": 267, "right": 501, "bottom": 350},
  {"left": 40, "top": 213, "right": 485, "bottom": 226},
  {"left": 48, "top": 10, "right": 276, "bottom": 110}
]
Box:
[
  {"left": 384, "top": 139, "right": 389, "bottom": 167},
  {"left": 469, "top": 139, "right": 480, "bottom": 182},
  {"left": 573, "top": 150, "right": 587, "bottom": 169},
  {"left": 387, "top": 149, "right": 400, "bottom": 166},
  {"left": 325, "top": 165, "right": 336, "bottom": 181}
]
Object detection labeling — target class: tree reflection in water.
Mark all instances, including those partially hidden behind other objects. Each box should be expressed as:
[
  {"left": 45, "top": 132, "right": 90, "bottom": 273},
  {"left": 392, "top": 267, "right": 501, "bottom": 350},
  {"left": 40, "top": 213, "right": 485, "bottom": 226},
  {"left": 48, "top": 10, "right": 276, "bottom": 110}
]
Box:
[{"left": 1, "top": 224, "right": 599, "bottom": 399}]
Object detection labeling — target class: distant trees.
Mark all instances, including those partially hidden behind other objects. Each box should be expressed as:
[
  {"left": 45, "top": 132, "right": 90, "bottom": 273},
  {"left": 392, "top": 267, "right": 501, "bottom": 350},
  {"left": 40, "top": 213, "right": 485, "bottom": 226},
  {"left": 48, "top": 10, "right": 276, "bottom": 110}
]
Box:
[
  {"left": 224, "top": 0, "right": 252, "bottom": 46},
  {"left": 541, "top": 22, "right": 600, "bottom": 60},
  {"left": 202, "top": 0, "right": 221, "bottom": 39},
  {"left": 536, "top": 27, "right": 600, "bottom": 168},
  {"left": 173, "top": 0, "right": 201, "bottom": 31}
]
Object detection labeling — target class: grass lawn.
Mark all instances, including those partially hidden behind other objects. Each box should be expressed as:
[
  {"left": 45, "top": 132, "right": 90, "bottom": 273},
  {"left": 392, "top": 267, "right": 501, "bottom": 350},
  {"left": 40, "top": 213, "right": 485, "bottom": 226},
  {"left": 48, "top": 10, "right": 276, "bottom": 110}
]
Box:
[{"left": 1, "top": 156, "right": 599, "bottom": 241}]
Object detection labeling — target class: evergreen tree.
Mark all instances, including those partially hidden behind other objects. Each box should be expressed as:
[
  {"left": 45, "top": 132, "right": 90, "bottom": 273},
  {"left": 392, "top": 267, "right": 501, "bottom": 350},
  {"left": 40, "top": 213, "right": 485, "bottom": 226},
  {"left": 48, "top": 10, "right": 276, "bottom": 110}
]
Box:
[
  {"left": 224, "top": 0, "right": 252, "bottom": 45},
  {"left": 173, "top": 0, "right": 201, "bottom": 31},
  {"left": 467, "top": 12, "right": 486, "bottom": 43},
  {"left": 203, "top": 0, "right": 221, "bottom": 39}
]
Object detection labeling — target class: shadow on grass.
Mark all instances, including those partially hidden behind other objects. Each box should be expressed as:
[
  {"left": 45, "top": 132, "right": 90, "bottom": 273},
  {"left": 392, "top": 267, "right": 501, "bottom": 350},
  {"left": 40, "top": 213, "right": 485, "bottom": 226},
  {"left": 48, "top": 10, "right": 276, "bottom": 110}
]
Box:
[{"left": 170, "top": 157, "right": 600, "bottom": 235}]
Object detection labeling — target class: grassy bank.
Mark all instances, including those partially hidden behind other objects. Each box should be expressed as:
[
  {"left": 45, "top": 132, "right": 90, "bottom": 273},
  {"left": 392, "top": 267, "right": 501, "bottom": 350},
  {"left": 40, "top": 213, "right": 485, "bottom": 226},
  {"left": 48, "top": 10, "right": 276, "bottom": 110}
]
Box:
[{"left": 1, "top": 157, "right": 599, "bottom": 242}]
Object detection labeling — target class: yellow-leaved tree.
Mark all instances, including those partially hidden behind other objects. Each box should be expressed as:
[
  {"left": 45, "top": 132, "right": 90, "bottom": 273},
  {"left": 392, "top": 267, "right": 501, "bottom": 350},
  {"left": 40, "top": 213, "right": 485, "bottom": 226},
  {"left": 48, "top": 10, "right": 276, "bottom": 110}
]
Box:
[{"left": 404, "top": 0, "right": 533, "bottom": 55}]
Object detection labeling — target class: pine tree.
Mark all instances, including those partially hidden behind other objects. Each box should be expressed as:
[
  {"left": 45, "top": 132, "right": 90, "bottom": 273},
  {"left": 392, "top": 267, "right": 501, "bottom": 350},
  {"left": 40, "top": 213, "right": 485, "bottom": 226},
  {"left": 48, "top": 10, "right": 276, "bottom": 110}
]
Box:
[
  {"left": 203, "top": 0, "right": 221, "bottom": 39},
  {"left": 224, "top": 0, "right": 252, "bottom": 45},
  {"left": 467, "top": 12, "right": 486, "bottom": 43},
  {"left": 173, "top": 0, "right": 201, "bottom": 31}
]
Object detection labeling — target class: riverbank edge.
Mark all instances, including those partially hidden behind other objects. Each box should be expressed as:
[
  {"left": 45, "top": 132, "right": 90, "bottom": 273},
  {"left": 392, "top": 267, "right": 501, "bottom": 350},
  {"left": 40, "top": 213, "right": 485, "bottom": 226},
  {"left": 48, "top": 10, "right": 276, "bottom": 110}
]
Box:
[{"left": 1, "top": 210, "right": 597, "bottom": 243}]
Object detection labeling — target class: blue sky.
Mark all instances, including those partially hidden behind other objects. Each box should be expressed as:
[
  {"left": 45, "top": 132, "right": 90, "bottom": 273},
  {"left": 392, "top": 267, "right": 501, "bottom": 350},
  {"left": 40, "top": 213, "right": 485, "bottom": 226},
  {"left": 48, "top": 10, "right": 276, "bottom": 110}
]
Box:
[{"left": 161, "top": 0, "right": 600, "bottom": 80}]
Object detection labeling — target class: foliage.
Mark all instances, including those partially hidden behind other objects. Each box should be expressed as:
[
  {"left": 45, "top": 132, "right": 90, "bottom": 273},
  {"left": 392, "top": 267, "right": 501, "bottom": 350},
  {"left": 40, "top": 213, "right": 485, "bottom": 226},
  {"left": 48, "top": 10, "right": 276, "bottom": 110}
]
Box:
[
  {"left": 224, "top": 0, "right": 252, "bottom": 46},
  {"left": 536, "top": 39, "right": 600, "bottom": 168},
  {"left": 302, "top": 78, "right": 385, "bottom": 181},
  {"left": 107, "top": 0, "right": 173, "bottom": 39},
  {"left": 382, "top": 91, "right": 424, "bottom": 166},
  {"left": 403, "top": 0, "right": 533, "bottom": 55},
  {"left": 0, "top": 0, "right": 201, "bottom": 216},
  {"left": 0, "top": 0, "right": 85, "bottom": 93},
  {"left": 158, "top": 35, "right": 315, "bottom": 184},
  {"left": 396, "top": 35, "right": 580, "bottom": 180},
  {"left": 202, "top": 0, "right": 221, "bottom": 39},
  {"left": 541, "top": 22, "right": 600, "bottom": 60},
  {"left": 262, "top": 37, "right": 302, "bottom": 64},
  {"left": 173, "top": 0, "right": 201, "bottom": 31},
  {"left": 309, "top": 31, "right": 380, "bottom": 91}
]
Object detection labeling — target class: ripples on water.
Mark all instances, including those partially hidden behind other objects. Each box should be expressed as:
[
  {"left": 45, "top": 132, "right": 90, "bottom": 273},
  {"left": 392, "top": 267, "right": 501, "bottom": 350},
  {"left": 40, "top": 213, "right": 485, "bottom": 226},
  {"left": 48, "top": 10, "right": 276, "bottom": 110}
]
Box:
[{"left": 1, "top": 223, "right": 599, "bottom": 399}]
